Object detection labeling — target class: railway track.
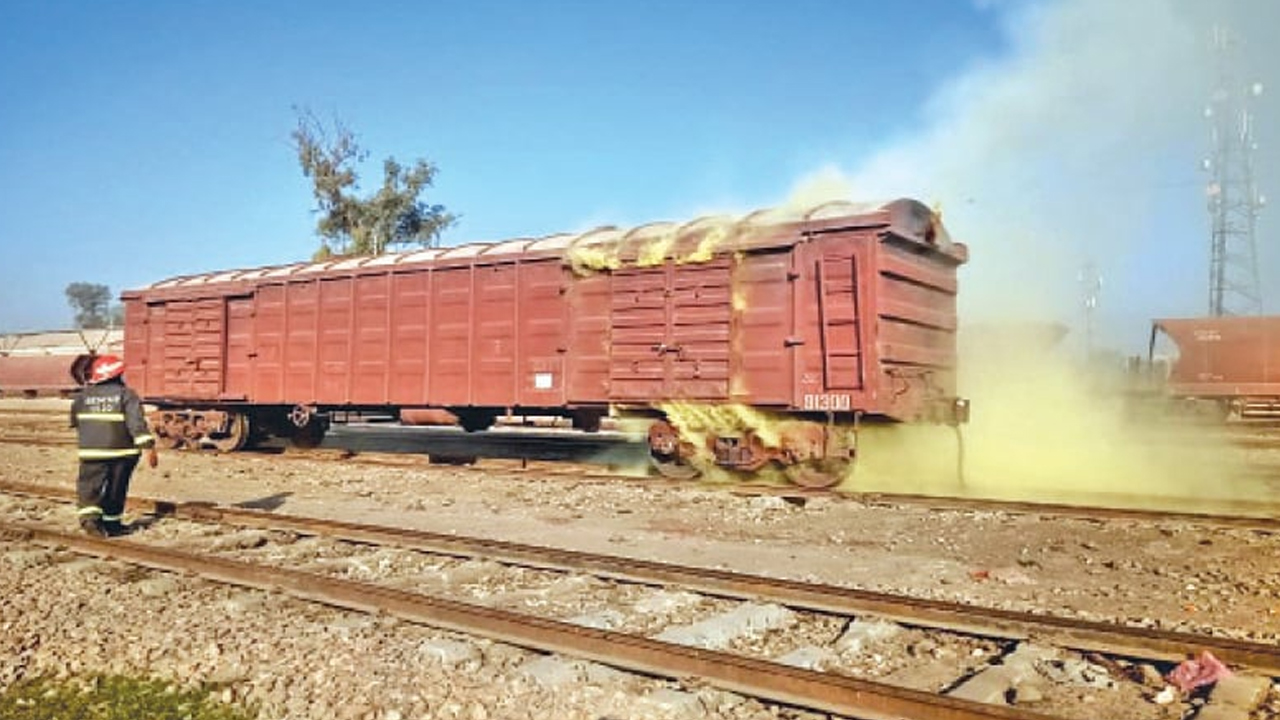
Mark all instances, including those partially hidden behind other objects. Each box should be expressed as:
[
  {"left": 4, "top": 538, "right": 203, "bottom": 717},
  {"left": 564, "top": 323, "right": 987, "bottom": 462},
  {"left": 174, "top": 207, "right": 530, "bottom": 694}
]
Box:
[
  {"left": 2, "top": 481, "right": 1276, "bottom": 720},
  {"left": 3, "top": 523, "right": 1041, "bottom": 720},
  {"left": 3, "top": 424, "right": 1278, "bottom": 529},
  {"left": 8, "top": 479, "right": 1280, "bottom": 668}
]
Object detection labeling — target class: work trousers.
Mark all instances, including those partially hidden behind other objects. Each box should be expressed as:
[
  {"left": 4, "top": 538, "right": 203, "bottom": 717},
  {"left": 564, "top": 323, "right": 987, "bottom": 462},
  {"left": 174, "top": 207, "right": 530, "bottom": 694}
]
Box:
[{"left": 76, "top": 456, "right": 139, "bottom": 520}]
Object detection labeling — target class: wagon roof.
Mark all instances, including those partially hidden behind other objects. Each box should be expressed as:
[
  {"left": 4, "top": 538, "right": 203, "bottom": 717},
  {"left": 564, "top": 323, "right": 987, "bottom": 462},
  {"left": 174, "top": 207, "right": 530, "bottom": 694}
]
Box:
[
  {"left": 131, "top": 197, "right": 954, "bottom": 292},
  {"left": 0, "top": 328, "right": 123, "bottom": 356}
]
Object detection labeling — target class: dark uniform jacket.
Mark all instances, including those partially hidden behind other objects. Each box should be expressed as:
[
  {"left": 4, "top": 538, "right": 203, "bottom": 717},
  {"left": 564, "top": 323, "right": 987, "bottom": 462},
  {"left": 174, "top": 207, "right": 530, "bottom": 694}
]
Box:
[{"left": 70, "top": 380, "right": 155, "bottom": 459}]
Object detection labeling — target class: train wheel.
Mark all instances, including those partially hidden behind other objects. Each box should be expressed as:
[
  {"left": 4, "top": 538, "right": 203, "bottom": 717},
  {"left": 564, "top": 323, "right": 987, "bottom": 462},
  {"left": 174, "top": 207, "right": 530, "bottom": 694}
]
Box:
[
  {"left": 457, "top": 411, "right": 496, "bottom": 433},
  {"left": 156, "top": 434, "right": 185, "bottom": 451},
  {"left": 783, "top": 458, "right": 848, "bottom": 489},
  {"left": 291, "top": 418, "right": 327, "bottom": 449},
  {"left": 429, "top": 454, "right": 478, "bottom": 465},
  {"left": 208, "top": 413, "right": 249, "bottom": 453},
  {"left": 571, "top": 409, "right": 604, "bottom": 433},
  {"left": 646, "top": 418, "right": 701, "bottom": 479}
]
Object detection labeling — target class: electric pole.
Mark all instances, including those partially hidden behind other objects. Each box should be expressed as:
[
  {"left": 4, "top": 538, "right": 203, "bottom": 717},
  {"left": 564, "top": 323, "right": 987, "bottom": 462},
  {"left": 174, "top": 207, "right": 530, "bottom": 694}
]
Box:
[
  {"left": 1205, "top": 24, "right": 1266, "bottom": 316},
  {"left": 1079, "top": 261, "right": 1102, "bottom": 362}
]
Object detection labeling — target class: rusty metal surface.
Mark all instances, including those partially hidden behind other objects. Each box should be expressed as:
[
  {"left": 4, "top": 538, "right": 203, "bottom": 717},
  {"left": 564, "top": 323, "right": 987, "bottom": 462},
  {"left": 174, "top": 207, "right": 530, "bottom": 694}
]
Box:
[
  {"left": 3, "top": 479, "right": 1275, "bottom": 676},
  {"left": 1155, "top": 316, "right": 1280, "bottom": 397},
  {"left": 4, "top": 522, "right": 1048, "bottom": 720}
]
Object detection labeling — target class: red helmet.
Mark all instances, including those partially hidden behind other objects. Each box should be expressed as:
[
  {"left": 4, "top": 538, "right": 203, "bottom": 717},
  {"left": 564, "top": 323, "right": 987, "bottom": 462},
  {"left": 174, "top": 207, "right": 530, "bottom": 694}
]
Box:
[{"left": 88, "top": 354, "right": 126, "bottom": 384}]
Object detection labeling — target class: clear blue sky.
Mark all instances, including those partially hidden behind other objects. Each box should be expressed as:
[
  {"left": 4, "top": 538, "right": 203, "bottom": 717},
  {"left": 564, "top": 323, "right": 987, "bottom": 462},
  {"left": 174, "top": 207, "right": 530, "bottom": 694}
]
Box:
[{"left": 1, "top": 0, "right": 1275, "bottom": 352}]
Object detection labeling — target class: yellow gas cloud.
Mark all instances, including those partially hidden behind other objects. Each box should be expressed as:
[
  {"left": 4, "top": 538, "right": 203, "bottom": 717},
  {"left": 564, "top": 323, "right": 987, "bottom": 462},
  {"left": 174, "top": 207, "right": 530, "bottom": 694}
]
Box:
[{"left": 848, "top": 325, "right": 1261, "bottom": 511}]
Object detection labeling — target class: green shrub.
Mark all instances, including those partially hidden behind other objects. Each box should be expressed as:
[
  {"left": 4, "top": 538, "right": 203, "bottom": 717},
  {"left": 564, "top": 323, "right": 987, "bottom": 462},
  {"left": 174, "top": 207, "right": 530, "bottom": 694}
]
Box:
[{"left": 0, "top": 675, "right": 255, "bottom": 720}]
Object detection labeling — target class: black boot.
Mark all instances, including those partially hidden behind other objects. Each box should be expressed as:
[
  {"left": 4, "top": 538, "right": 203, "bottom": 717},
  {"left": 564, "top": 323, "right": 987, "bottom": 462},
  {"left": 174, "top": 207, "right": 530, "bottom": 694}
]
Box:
[
  {"left": 80, "top": 517, "right": 108, "bottom": 538},
  {"left": 103, "top": 520, "right": 134, "bottom": 537}
]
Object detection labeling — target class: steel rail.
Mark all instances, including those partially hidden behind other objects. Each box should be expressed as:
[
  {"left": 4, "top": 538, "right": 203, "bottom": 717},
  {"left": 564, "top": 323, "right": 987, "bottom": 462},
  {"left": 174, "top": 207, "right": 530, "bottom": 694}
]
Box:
[
  {"left": 3, "top": 421, "right": 1278, "bottom": 525},
  {"left": 842, "top": 491, "right": 1280, "bottom": 529},
  {"left": 3, "top": 479, "right": 1277, "bottom": 676},
  {"left": 2, "top": 522, "right": 1054, "bottom": 720}
]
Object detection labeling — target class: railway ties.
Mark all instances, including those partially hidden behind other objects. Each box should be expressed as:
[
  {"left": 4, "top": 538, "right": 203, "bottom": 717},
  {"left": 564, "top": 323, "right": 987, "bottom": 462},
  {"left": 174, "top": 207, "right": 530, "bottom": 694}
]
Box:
[{"left": 1, "top": 482, "right": 1277, "bottom": 720}]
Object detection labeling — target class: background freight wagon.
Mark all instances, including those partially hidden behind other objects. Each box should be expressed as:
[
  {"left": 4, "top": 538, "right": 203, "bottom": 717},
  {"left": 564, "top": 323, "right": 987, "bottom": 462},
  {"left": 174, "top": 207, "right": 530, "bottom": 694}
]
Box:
[
  {"left": 1147, "top": 316, "right": 1280, "bottom": 421},
  {"left": 0, "top": 330, "right": 122, "bottom": 398}
]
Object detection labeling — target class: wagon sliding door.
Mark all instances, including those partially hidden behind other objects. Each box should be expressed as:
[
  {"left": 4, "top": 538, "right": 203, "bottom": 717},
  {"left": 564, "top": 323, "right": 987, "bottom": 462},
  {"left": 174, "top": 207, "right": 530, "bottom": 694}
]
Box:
[
  {"left": 159, "top": 298, "right": 230, "bottom": 400},
  {"left": 222, "top": 295, "right": 255, "bottom": 400},
  {"left": 609, "top": 259, "right": 732, "bottom": 401}
]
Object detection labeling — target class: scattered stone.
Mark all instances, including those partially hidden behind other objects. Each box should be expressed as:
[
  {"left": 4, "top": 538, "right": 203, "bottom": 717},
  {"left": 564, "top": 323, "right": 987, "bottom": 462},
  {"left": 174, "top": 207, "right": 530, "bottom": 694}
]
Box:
[
  {"left": 3, "top": 548, "right": 54, "bottom": 569},
  {"left": 207, "top": 530, "right": 270, "bottom": 551},
  {"left": 1037, "top": 656, "right": 1115, "bottom": 689},
  {"left": 568, "top": 608, "right": 626, "bottom": 630},
  {"left": 57, "top": 558, "right": 106, "bottom": 575},
  {"left": 775, "top": 645, "right": 835, "bottom": 670},
  {"left": 135, "top": 575, "right": 181, "bottom": 597},
  {"left": 1011, "top": 681, "right": 1045, "bottom": 704},
  {"left": 948, "top": 643, "right": 1058, "bottom": 705},
  {"left": 653, "top": 603, "right": 794, "bottom": 650},
  {"left": 220, "top": 591, "right": 268, "bottom": 615},
  {"left": 638, "top": 688, "right": 704, "bottom": 717},
  {"left": 517, "top": 655, "right": 583, "bottom": 688},
  {"left": 1136, "top": 663, "right": 1166, "bottom": 688},
  {"left": 437, "top": 560, "right": 506, "bottom": 586},
  {"left": 1208, "top": 674, "right": 1272, "bottom": 710},
  {"left": 420, "top": 638, "right": 481, "bottom": 666},
  {"left": 1194, "top": 704, "right": 1255, "bottom": 720},
  {"left": 633, "top": 590, "right": 702, "bottom": 615},
  {"left": 834, "top": 619, "right": 901, "bottom": 654}
]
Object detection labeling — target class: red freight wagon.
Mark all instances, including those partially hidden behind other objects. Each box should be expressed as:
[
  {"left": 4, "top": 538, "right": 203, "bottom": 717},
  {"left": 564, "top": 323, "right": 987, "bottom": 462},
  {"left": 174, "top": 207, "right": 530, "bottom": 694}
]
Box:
[
  {"left": 0, "top": 329, "right": 124, "bottom": 398},
  {"left": 123, "top": 199, "right": 968, "bottom": 484},
  {"left": 1149, "top": 316, "right": 1280, "bottom": 421},
  {"left": 0, "top": 355, "right": 77, "bottom": 397}
]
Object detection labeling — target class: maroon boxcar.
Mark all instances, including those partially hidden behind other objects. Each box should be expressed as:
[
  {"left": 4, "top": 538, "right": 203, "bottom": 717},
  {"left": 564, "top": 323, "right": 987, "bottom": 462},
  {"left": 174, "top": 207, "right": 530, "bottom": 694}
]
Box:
[
  {"left": 0, "top": 330, "right": 123, "bottom": 398},
  {"left": 123, "top": 199, "right": 968, "bottom": 483},
  {"left": 1149, "top": 316, "right": 1280, "bottom": 421},
  {"left": 0, "top": 355, "right": 77, "bottom": 398}
]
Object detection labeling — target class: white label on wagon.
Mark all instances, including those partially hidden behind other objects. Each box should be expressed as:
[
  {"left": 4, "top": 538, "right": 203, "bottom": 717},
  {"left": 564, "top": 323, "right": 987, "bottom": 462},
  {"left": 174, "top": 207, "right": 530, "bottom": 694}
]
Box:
[
  {"left": 802, "top": 393, "right": 852, "bottom": 411},
  {"left": 533, "top": 372, "right": 554, "bottom": 390}
]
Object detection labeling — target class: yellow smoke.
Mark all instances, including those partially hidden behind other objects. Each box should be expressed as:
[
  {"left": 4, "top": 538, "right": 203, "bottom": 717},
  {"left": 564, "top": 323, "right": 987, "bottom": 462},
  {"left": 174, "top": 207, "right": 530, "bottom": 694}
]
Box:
[
  {"left": 636, "top": 229, "right": 678, "bottom": 267},
  {"left": 848, "top": 325, "right": 1262, "bottom": 512},
  {"left": 677, "top": 225, "right": 729, "bottom": 265},
  {"left": 785, "top": 164, "right": 852, "bottom": 208},
  {"left": 655, "top": 401, "right": 787, "bottom": 479},
  {"left": 568, "top": 217, "right": 743, "bottom": 275},
  {"left": 567, "top": 243, "right": 622, "bottom": 276}
]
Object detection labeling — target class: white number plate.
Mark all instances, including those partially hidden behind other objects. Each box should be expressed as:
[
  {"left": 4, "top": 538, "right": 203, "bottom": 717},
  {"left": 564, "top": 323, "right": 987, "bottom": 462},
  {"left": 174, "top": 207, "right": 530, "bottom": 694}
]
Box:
[{"left": 802, "top": 393, "right": 852, "bottom": 411}]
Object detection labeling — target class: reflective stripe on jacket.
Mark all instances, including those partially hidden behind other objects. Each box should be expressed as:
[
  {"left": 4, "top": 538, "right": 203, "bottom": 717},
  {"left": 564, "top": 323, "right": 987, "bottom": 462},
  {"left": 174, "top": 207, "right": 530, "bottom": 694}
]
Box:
[{"left": 70, "top": 379, "right": 155, "bottom": 459}]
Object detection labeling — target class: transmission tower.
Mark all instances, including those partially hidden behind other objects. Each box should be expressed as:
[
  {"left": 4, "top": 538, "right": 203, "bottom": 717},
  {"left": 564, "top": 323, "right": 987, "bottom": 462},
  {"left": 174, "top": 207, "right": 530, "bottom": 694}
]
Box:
[{"left": 1205, "top": 25, "right": 1266, "bottom": 316}]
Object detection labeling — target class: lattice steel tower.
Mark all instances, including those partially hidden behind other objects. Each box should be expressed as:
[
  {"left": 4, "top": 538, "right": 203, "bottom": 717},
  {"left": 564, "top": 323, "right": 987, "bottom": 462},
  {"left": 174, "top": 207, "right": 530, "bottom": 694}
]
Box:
[{"left": 1205, "top": 25, "right": 1266, "bottom": 316}]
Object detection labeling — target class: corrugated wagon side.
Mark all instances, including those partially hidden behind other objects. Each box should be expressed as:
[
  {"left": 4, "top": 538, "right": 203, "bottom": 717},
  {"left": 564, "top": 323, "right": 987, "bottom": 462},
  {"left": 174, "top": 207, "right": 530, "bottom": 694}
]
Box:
[
  {"left": 124, "top": 198, "right": 968, "bottom": 486},
  {"left": 123, "top": 238, "right": 611, "bottom": 449},
  {"left": 573, "top": 199, "right": 967, "bottom": 482}
]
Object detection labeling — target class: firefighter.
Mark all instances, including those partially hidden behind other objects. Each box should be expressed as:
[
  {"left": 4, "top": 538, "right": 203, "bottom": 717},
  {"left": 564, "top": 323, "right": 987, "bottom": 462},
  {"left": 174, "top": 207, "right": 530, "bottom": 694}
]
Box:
[{"left": 70, "top": 354, "right": 158, "bottom": 537}]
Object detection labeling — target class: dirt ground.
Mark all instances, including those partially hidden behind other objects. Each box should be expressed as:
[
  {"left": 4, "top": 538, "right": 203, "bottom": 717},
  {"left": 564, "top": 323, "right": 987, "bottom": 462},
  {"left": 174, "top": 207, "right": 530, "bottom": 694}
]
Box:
[
  {"left": 3, "top": 399, "right": 1277, "bottom": 639},
  {"left": 1, "top": 398, "right": 1278, "bottom": 718}
]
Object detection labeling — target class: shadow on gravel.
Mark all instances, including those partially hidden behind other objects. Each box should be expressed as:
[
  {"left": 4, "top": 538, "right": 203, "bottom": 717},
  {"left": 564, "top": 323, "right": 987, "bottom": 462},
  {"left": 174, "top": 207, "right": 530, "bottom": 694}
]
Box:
[{"left": 233, "top": 492, "right": 292, "bottom": 511}]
